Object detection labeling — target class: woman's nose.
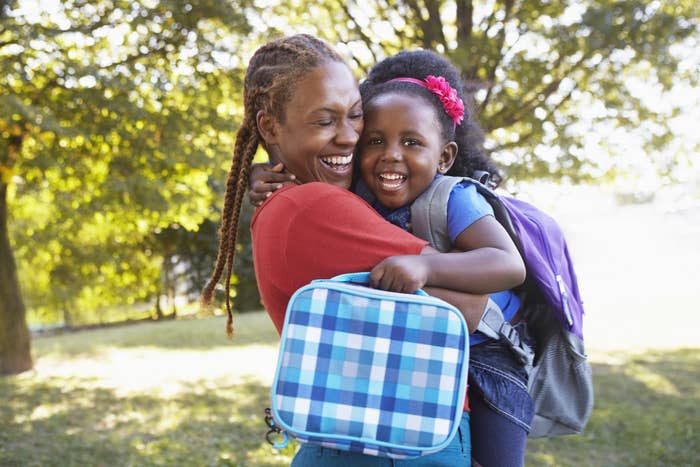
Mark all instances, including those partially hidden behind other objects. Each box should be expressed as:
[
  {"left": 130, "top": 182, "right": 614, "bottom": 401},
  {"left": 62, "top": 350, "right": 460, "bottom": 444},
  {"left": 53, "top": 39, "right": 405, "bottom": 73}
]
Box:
[{"left": 335, "top": 118, "right": 361, "bottom": 147}]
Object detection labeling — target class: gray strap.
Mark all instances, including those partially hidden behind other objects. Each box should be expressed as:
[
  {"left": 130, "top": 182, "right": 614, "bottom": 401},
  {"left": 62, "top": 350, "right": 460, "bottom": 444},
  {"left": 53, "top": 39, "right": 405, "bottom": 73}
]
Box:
[
  {"left": 472, "top": 170, "right": 491, "bottom": 186},
  {"left": 410, "top": 175, "right": 466, "bottom": 252},
  {"left": 477, "top": 298, "right": 534, "bottom": 367},
  {"left": 476, "top": 298, "right": 507, "bottom": 340}
]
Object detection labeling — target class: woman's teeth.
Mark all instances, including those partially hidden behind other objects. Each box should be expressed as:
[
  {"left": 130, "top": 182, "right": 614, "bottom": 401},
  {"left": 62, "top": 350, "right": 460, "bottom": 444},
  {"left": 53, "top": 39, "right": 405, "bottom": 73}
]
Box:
[{"left": 321, "top": 154, "right": 353, "bottom": 166}]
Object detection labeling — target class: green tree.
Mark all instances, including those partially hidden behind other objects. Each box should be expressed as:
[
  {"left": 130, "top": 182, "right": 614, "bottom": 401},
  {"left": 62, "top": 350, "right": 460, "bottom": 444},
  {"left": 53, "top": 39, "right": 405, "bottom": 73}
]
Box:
[
  {"left": 268, "top": 0, "right": 699, "bottom": 181},
  {"left": 0, "top": 0, "right": 252, "bottom": 375}
]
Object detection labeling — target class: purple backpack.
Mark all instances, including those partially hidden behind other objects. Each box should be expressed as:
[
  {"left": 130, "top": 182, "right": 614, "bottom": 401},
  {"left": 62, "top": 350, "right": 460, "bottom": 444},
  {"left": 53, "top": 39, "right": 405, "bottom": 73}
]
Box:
[{"left": 410, "top": 175, "right": 593, "bottom": 437}]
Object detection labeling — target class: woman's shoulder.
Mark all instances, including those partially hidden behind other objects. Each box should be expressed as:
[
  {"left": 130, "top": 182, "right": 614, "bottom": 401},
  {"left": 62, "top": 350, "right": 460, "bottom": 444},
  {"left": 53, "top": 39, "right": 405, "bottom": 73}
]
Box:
[
  {"left": 270, "top": 182, "right": 357, "bottom": 204},
  {"left": 253, "top": 182, "right": 369, "bottom": 223}
]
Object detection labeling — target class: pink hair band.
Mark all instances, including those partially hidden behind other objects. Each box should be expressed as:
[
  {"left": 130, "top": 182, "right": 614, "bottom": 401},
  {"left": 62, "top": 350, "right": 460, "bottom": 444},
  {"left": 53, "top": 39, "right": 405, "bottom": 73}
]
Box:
[{"left": 389, "top": 75, "right": 465, "bottom": 127}]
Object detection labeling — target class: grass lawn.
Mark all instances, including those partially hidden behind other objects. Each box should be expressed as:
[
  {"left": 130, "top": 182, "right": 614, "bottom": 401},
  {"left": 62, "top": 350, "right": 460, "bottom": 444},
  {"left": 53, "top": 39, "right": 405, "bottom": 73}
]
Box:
[{"left": 2, "top": 313, "right": 699, "bottom": 467}]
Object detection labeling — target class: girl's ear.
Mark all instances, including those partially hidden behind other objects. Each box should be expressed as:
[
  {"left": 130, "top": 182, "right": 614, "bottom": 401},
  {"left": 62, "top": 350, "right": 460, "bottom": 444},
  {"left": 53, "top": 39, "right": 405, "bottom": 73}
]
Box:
[
  {"left": 438, "top": 141, "right": 458, "bottom": 174},
  {"left": 256, "top": 110, "right": 279, "bottom": 146}
]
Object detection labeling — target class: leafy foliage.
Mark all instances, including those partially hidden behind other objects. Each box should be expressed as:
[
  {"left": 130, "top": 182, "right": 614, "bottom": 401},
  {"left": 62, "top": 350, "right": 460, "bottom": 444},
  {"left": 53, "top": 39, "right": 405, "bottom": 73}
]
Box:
[
  {"left": 2, "top": 0, "right": 257, "bottom": 325},
  {"left": 1, "top": 0, "right": 698, "bottom": 331},
  {"left": 266, "top": 0, "right": 700, "bottom": 182}
]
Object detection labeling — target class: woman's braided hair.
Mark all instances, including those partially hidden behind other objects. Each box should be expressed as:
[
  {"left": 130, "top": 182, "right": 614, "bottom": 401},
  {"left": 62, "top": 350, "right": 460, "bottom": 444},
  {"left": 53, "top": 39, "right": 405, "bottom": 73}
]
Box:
[
  {"left": 359, "top": 50, "right": 502, "bottom": 186},
  {"left": 201, "top": 34, "right": 344, "bottom": 336}
]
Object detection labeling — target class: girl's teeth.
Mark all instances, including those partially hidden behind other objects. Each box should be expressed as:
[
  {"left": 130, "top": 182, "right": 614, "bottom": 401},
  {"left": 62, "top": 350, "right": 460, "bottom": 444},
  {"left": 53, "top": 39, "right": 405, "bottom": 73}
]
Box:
[
  {"left": 380, "top": 173, "right": 405, "bottom": 181},
  {"left": 379, "top": 173, "right": 406, "bottom": 188}
]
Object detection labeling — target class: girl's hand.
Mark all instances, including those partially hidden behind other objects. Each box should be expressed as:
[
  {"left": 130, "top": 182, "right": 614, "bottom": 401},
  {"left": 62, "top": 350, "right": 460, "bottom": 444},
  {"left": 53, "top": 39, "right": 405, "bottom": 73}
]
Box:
[
  {"left": 248, "top": 162, "right": 296, "bottom": 207},
  {"left": 369, "top": 255, "right": 429, "bottom": 294}
]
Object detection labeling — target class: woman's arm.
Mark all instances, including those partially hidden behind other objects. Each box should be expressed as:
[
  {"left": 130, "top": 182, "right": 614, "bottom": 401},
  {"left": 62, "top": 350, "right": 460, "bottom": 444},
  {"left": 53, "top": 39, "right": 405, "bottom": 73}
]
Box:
[{"left": 423, "top": 285, "right": 488, "bottom": 334}]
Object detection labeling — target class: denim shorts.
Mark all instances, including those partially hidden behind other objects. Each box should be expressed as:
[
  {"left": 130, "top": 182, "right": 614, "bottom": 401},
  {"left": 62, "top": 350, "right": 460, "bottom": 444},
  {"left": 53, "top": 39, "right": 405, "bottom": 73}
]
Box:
[
  {"left": 468, "top": 322, "right": 534, "bottom": 432},
  {"left": 290, "top": 412, "right": 470, "bottom": 466}
]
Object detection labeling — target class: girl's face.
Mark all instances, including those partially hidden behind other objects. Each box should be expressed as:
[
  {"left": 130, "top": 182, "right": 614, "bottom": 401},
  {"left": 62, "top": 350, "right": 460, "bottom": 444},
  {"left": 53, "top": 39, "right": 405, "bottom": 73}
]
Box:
[
  {"left": 261, "top": 61, "right": 363, "bottom": 190},
  {"left": 359, "top": 92, "right": 456, "bottom": 209}
]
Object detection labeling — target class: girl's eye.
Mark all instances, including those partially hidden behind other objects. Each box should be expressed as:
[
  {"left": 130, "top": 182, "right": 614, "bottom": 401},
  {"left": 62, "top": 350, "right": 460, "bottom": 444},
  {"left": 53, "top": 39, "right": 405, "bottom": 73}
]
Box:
[
  {"left": 403, "top": 139, "right": 419, "bottom": 146},
  {"left": 367, "top": 137, "right": 383, "bottom": 145}
]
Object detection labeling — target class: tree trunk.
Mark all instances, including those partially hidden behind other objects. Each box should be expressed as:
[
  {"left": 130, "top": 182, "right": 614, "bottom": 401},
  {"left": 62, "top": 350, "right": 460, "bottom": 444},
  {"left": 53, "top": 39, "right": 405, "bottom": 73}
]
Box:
[
  {"left": 154, "top": 292, "right": 163, "bottom": 320},
  {"left": 62, "top": 306, "right": 73, "bottom": 327},
  {"left": 0, "top": 181, "right": 33, "bottom": 375}
]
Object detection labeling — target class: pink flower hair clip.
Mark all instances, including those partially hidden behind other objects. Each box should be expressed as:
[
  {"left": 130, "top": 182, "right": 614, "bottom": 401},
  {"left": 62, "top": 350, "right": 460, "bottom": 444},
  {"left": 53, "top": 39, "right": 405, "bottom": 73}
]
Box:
[{"left": 389, "top": 75, "right": 465, "bottom": 126}]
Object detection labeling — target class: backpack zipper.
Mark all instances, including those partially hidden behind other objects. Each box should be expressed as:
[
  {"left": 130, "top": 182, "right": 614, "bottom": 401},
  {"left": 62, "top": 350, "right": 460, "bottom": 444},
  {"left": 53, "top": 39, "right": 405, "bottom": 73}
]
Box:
[
  {"left": 528, "top": 213, "right": 574, "bottom": 327},
  {"left": 556, "top": 274, "right": 574, "bottom": 326}
]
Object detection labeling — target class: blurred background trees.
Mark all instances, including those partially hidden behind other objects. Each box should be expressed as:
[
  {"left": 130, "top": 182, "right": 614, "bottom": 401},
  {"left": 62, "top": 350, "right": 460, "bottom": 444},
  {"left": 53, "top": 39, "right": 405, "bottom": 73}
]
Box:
[{"left": 1, "top": 0, "right": 698, "bottom": 374}]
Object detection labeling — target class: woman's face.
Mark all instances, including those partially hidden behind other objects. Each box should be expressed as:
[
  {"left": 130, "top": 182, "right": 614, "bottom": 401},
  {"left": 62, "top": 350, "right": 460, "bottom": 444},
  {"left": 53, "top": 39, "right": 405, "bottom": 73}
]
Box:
[{"left": 264, "top": 61, "right": 363, "bottom": 190}]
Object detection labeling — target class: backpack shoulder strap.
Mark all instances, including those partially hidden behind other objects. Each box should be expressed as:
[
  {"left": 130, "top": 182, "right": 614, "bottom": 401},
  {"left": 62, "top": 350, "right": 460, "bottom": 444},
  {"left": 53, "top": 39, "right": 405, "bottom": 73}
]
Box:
[
  {"left": 411, "top": 175, "right": 533, "bottom": 366},
  {"left": 469, "top": 182, "right": 522, "bottom": 252},
  {"left": 410, "top": 175, "right": 467, "bottom": 252}
]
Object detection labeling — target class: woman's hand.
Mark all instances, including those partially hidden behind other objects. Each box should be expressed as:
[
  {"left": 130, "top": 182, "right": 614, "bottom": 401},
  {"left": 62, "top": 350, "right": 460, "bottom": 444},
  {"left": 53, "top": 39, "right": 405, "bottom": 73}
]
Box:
[
  {"left": 369, "top": 255, "right": 429, "bottom": 294},
  {"left": 248, "top": 162, "right": 296, "bottom": 207}
]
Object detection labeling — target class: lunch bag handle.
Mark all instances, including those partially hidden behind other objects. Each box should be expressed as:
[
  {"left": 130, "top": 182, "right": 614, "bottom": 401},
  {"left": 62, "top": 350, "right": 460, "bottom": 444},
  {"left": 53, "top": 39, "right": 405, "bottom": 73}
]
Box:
[{"left": 323, "top": 272, "right": 430, "bottom": 297}]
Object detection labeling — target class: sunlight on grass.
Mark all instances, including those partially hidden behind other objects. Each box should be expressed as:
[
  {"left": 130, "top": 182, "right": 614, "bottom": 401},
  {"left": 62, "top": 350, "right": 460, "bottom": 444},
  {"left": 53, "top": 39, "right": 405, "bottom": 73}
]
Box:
[
  {"left": 28, "top": 315, "right": 281, "bottom": 397},
  {"left": 3, "top": 312, "right": 699, "bottom": 466},
  {"left": 32, "top": 345, "right": 280, "bottom": 396},
  {"left": 623, "top": 360, "right": 681, "bottom": 396},
  {"left": 1, "top": 313, "right": 293, "bottom": 467}
]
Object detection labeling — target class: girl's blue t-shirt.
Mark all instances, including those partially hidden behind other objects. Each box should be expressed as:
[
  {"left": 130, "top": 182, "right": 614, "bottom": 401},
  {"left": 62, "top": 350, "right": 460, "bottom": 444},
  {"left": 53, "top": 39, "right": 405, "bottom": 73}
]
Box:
[{"left": 446, "top": 180, "right": 521, "bottom": 346}]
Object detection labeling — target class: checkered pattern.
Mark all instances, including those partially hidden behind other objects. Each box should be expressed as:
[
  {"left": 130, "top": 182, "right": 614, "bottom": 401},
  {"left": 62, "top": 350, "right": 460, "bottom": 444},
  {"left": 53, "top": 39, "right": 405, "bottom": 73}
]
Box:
[{"left": 271, "top": 281, "right": 468, "bottom": 459}]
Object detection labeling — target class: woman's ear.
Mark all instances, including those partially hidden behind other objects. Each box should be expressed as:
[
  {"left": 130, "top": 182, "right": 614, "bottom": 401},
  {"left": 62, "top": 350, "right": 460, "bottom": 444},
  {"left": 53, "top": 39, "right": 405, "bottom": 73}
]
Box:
[
  {"left": 256, "top": 110, "right": 278, "bottom": 145},
  {"left": 438, "top": 141, "right": 458, "bottom": 174}
]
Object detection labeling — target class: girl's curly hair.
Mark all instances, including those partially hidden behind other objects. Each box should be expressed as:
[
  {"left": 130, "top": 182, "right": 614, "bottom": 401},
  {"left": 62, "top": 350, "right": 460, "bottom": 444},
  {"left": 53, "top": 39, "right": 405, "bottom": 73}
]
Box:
[{"left": 360, "top": 49, "right": 502, "bottom": 186}]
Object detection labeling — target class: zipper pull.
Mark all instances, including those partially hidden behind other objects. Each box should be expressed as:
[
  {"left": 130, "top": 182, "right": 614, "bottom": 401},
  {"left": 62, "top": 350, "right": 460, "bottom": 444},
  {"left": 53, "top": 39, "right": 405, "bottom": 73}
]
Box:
[{"left": 556, "top": 274, "right": 574, "bottom": 327}]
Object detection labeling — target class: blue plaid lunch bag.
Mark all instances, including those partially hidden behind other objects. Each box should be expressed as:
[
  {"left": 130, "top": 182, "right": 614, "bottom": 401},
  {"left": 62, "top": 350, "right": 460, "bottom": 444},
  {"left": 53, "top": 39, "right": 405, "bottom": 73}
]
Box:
[{"left": 269, "top": 272, "right": 469, "bottom": 459}]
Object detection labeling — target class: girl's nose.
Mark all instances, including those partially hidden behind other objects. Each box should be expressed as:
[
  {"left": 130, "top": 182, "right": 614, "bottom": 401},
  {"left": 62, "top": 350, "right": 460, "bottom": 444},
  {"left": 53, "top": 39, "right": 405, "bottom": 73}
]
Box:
[{"left": 381, "top": 143, "right": 402, "bottom": 162}]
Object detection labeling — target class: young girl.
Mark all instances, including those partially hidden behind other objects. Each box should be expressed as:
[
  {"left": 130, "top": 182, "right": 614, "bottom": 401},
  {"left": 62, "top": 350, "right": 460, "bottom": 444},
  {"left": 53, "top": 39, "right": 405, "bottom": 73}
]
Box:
[
  {"left": 250, "top": 49, "right": 534, "bottom": 466},
  {"left": 358, "top": 51, "right": 534, "bottom": 467}
]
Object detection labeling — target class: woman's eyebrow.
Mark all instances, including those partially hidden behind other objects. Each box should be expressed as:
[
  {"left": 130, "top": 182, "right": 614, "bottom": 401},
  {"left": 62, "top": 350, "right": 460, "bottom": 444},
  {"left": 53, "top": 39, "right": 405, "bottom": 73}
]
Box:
[
  {"left": 309, "top": 107, "right": 339, "bottom": 114},
  {"left": 311, "top": 99, "right": 362, "bottom": 113}
]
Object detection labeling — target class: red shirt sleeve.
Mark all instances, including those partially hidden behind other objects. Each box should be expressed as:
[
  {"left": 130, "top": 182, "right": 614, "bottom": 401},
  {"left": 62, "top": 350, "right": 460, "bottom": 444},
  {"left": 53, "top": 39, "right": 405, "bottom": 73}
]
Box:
[{"left": 251, "top": 183, "right": 427, "bottom": 333}]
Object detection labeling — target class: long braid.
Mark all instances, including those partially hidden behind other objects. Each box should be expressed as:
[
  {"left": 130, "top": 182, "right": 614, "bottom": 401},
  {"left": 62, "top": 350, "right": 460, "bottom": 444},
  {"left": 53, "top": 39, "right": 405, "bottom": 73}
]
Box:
[
  {"left": 221, "top": 127, "right": 259, "bottom": 335},
  {"left": 201, "top": 118, "right": 256, "bottom": 336},
  {"left": 202, "top": 34, "right": 343, "bottom": 336}
]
